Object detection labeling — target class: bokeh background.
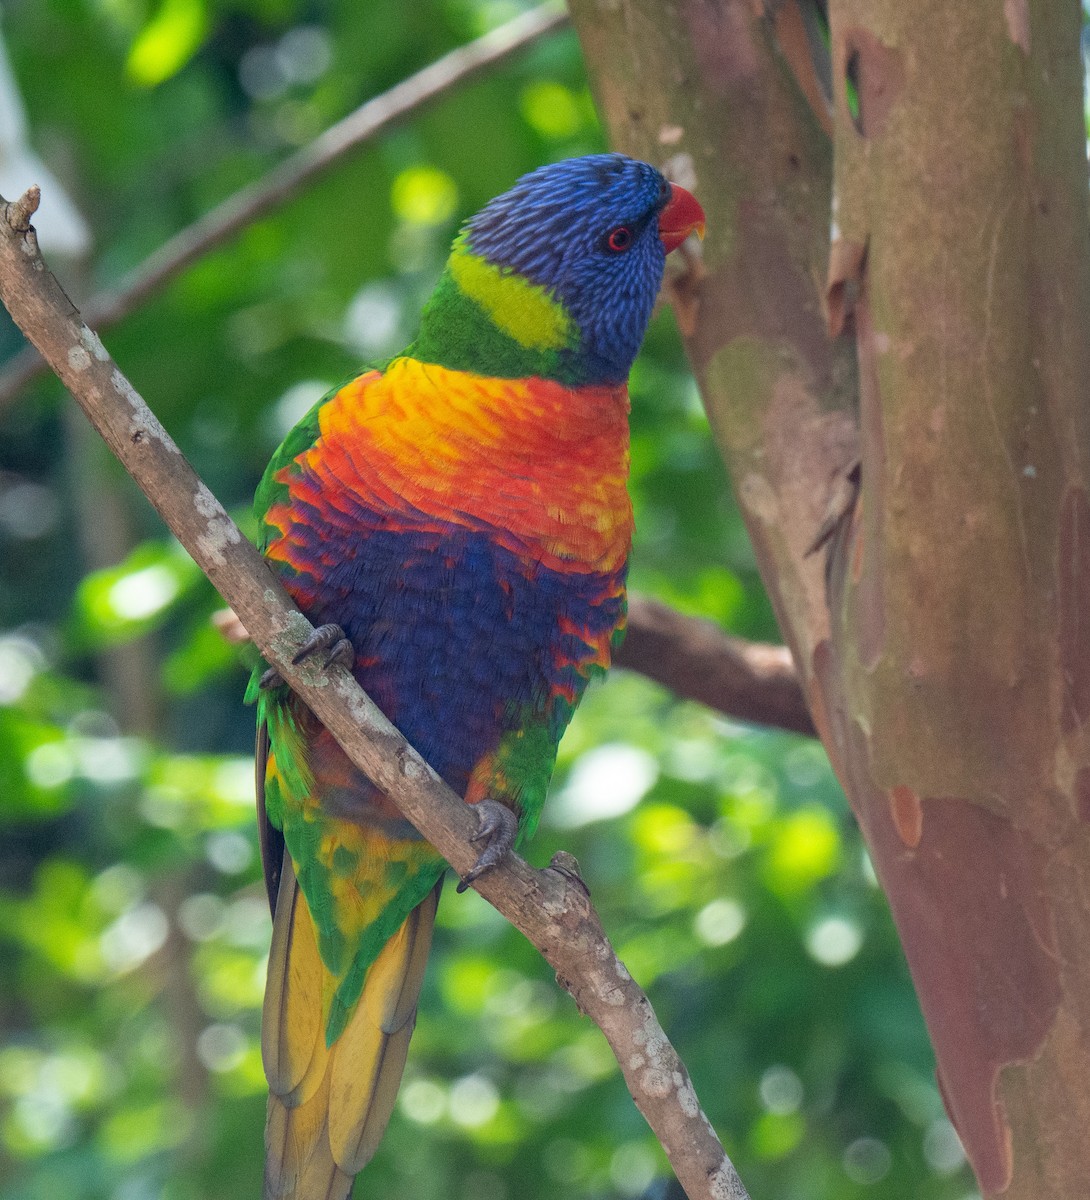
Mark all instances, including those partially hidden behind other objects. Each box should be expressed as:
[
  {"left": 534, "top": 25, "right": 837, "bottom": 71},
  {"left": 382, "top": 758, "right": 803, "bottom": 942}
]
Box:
[{"left": 7, "top": 2, "right": 1073, "bottom": 1197}]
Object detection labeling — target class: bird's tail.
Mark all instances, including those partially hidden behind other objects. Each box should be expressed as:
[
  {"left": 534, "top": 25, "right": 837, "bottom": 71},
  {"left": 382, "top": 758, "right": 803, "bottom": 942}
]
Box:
[{"left": 261, "top": 854, "right": 440, "bottom": 1200}]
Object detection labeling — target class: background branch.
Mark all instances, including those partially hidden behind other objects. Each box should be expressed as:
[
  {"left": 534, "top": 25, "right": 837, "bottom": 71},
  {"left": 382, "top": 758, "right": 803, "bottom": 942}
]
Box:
[
  {"left": 0, "top": 188, "right": 750, "bottom": 1200},
  {"left": 0, "top": 3, "right": 568, "bottom": 409},
  {"left": 617, "top": 595, "right": 814, "bottom": 735}
]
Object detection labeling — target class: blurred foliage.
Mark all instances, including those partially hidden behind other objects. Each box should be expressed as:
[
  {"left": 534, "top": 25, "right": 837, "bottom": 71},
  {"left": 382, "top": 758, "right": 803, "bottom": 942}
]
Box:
[{"left": 0, "top": 2, "right": 990, "bottom": 1199}]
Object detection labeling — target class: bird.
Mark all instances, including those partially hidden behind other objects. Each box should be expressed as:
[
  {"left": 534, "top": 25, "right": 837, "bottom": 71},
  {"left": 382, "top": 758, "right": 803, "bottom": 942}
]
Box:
[{"left": 251, "top": 152, "right": 705, "bottom": 1200}]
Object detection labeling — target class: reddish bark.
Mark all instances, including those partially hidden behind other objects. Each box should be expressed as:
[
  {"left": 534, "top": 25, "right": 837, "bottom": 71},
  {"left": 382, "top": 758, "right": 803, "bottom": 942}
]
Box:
[{"left": 572, "top": 1, "right": 1090, "bottom": 1195}]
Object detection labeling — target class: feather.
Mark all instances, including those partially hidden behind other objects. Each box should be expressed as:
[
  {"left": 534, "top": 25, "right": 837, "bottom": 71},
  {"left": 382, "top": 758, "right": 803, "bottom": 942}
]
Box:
[
  {"left": 262, "top": 854, "right": 324, "bottom": 1101},
  {"left": 255, "top": 721, "right": 285, "bottom": 914},
  {"left": 261, "top": 861, "right": 441, "bottom": 1199},
  {"left": 328, "top": 881, "right": 440, "bottom": 1170},
  {"left": 264, "top": 1074, "right": 352, "bottom": 1200}
]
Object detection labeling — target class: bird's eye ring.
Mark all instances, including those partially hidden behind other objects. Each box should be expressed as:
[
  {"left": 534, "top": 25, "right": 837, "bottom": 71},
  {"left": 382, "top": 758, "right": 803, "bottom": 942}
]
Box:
[{"left": 606, "top": 226, "right": 633, "bottom": 253}]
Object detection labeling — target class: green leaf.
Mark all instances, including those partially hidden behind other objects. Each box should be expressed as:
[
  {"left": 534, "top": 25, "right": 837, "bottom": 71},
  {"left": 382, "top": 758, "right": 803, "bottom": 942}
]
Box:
[{"left": 126, "top": 0, "right": 209, "bottom": 87}]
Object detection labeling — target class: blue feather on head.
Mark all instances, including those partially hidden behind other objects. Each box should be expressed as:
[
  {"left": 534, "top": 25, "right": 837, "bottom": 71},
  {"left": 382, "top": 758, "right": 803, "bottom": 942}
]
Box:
[{"left": 466, "top": 154, "right": 674, "bottom": 384}]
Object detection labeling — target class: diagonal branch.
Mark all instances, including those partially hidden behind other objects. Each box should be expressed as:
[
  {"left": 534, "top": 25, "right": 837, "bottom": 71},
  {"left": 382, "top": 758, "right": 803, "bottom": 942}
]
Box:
[
  {"left": 0, "top": 3, "right": 568, "bottom": 409},
  {"left": 0, "top": 187, "right": 750, "bottom": 1200}
]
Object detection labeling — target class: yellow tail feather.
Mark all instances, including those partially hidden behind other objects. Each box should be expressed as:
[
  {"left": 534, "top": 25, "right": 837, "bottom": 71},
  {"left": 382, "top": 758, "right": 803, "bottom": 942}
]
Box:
[
  {"left": 262, "top": 854, "right": 441, "bottom": 1200},
  {"left": 265, "top": 1074, "right": 351, "bottom": 1200}
]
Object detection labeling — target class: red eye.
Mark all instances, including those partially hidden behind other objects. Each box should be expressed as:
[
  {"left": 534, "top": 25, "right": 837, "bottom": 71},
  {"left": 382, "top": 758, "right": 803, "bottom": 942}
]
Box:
[{"left": 607, "top": 225, "right": 633, "bottom": 252}]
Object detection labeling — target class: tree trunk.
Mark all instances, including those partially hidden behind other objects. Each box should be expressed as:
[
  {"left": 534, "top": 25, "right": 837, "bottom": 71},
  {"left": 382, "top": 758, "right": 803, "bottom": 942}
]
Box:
[{"left": 570, "top": 1, "right": 1090, "bottom": 1195}]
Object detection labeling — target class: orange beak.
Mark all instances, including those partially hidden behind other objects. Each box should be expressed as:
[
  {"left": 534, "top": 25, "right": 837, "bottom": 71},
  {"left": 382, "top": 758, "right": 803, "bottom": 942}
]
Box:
[{"left": 658, "top": 183, "right": 706, "bottom": 253}]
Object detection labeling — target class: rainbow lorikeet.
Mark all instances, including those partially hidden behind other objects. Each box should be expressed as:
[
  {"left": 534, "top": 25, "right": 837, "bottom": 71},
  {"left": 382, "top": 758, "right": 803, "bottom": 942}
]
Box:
[{"left": 252, "top": 153, "right": 705, "bottom": 1200}]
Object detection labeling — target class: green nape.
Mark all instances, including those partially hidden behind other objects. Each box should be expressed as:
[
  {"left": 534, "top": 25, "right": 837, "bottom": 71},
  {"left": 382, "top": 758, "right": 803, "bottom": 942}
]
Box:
[{"left": 408, "top": 241, "right": 584, "bottom": 384}]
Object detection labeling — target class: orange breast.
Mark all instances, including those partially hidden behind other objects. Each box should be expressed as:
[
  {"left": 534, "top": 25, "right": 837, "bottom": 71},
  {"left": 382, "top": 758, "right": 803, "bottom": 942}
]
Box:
[{"left": 290, "top": 358, "right": 634, "bottom": 576}]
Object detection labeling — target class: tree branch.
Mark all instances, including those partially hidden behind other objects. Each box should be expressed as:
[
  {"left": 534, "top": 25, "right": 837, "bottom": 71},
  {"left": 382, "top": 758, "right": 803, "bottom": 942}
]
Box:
[
  {"left": 0, "top": 3, "right": 568, "bottom": 409},
  {"left": 0, "top": 188, "right": 750, "bottom": 1200},
  {"left": 617, "top": 595, "right": 814, "bottom": 736}
]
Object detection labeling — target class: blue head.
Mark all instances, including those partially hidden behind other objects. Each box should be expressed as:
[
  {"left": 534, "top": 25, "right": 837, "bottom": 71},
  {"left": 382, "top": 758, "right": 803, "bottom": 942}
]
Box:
[
  {"left": 411, "top": 155, "right": 704, "bottom": 386},
  {"left": 463, "top": 155, "right": 678, "bottom": 385}
]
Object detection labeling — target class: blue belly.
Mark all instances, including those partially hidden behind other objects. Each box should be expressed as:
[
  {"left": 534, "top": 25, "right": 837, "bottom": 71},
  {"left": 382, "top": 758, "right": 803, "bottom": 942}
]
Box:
[{"left": 282, "top": 514, "right": 626, "bottom": 806}]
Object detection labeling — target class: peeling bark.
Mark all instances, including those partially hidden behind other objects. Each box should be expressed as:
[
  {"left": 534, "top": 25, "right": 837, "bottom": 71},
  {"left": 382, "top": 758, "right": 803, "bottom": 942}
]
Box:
[{"left": 574, "top": 0, "right": 1090, "bottom": 1195}]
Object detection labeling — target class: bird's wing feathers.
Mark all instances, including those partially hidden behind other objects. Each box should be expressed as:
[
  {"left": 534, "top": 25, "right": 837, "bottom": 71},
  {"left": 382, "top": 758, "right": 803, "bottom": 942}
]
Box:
[
  {"left": 262, "top": 850, "right": 326, "bottom": 1102},
  {"left": 255, "top": 358, "right": 632, "bottom": 1200},
  {"left": 257, "top": 623, "right": 448, "bottom": 1200}
]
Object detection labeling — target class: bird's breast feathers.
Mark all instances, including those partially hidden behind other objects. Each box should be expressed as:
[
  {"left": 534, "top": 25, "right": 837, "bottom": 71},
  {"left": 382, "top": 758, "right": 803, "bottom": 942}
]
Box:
[{"left": 263, "top": 357, "right": 633, "bottom": 579}]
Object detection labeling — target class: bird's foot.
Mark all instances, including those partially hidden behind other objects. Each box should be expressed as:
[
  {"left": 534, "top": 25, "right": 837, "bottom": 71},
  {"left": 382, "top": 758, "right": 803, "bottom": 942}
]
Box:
[
  {"left": 259, "top": 665, "right": 284, "bottom": 690},
  {"left": 456, "top": 799, "right": 518, "bottom": 893},
  {"left": 292, "top": 623, "right": 355, "bottom": 669},
  {"left": 259, "top": 623, "right": 354, "bottom": 690}
]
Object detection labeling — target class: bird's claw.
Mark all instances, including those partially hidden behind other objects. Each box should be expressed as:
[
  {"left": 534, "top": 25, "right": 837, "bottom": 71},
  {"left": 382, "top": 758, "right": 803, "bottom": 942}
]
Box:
[
  {"left": 456, "top": 799, "right": 518, "bottom": 893},
  {"left": 259, "top": 623, "right": 354, "bottom": 691},
  {"left": 259, "top": 665, "right": 284, "bottom": 691},
  {"left": 292, "top": 623, "right": 355, "bottom": 670}
]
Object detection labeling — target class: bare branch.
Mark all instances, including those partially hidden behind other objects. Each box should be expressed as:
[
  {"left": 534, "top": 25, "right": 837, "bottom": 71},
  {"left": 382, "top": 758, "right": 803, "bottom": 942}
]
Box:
[
  {"left": 0, "top": 4, "right": 568, "bottom": 408},
  {"left": 0, "top": 188, "right": 750, "bottom": 1200},
  {"left": 7, "top": 184, "right": 40, "bottom": 234},
  {"left": 616, "top": 595, "right": 814, "bottom": 736}
]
